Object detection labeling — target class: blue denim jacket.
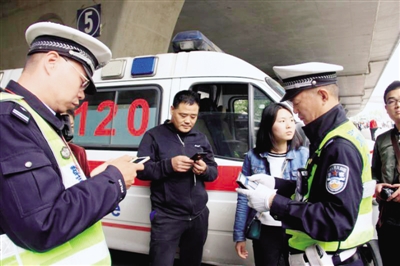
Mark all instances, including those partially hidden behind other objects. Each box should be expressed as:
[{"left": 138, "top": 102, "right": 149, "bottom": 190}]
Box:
[{"left": 233, "top": 146, "right": 309, "bottom": 242}]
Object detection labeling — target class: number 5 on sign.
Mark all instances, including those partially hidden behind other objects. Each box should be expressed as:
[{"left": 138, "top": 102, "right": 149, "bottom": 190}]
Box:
[{"left": 77, "top": 4, "right": 101, "bottom": 37}]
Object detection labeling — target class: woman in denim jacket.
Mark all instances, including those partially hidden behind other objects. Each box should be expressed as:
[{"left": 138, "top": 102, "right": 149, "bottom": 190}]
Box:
[{"left": 233, "top": 103, "right": 309, "bottom": 266}]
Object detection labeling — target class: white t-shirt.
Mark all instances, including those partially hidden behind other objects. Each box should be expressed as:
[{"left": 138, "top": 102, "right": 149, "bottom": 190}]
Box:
[{"left": 259, "top": 152, "right": 287, "bottom": 227}]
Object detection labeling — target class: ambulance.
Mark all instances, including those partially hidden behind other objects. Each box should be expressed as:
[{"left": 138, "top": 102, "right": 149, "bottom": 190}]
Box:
[
  {"left": 84, "top": 31, "right": 286, "bottom": 266},
  {"left": 0, "top": 31, "right": 376, "bottom": 265}
]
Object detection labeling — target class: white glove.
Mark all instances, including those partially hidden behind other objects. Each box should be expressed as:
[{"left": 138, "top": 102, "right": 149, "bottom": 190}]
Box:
[
  {"left": 248, "top": 173, "right": 275, "bottom": 188},
  {"left": 236, "top": 183, "right": 276, "bottom": 212}
]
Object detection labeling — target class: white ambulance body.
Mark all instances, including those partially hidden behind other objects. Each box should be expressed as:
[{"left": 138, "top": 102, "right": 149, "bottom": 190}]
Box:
[
  {"left": 87, "top": 50, "right": 285, "bottom": 266},
  {"left": 0, "top": 32, "right": 287, "bottom": 265}
]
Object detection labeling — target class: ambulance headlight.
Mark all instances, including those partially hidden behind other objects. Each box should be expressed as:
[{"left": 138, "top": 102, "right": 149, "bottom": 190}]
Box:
[{"left": 171, "top": 30, "right": 223, "bottom": 53}]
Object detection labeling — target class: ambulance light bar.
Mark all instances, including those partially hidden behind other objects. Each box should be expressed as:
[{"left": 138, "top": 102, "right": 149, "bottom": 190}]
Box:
[
  {"left": 101, "top": 59, "right": 126, "bottom": 80},
  {"left": 265, "top": 77, "right": 285, "bottom": 97},
  {"left": 131, "top": 56, "right": 157, "bottom": 77},
  {"left": 171, "top": 30, "right": 223, "bottom": 53}
]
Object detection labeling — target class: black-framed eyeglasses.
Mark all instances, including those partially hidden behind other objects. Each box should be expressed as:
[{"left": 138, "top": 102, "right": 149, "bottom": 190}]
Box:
[{"left": 386, "top": 98, "right": 400, "bottom": 107}]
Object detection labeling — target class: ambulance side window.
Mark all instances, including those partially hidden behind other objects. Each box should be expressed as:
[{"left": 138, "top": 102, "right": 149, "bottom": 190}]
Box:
[
  {"left": 191, "top": 83, "right": 273, "bottom": 160},
  {"left": 251, "top": 88, "right": 274, "bottom": 145},
  {"left": 73, "top": 86, "right": 160, "bottom": 148}
]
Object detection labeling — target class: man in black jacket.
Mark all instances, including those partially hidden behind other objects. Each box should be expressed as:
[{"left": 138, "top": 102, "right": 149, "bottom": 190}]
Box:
[{"left": 137, "top": 90, "right": 218, "bottom": 266}]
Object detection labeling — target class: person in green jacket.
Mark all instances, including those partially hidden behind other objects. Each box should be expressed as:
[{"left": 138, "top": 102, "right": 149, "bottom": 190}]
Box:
[{"left": 372, "top": 80, "right": 400, "bottom": 266}]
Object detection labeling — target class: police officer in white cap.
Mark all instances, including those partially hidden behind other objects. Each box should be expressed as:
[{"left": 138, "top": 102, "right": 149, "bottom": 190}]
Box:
[
  {"left": 237, "top": 62, "right": 376, "bottom": 265},
  {"left": 0, "top": 22, "right": 144, "bottom": 265}
]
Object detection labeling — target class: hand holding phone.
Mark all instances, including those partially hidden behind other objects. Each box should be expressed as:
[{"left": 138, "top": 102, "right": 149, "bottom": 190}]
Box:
[
  {"left": 91, "top": 155, "right": 146, "bottom": 177},
  {"left": 130, "top": 156, "right": 150, "bottom": 164},
  {"left": 236, "top": 173, "right": 259, "bottom": 190},
  {"left": 190, "top": 152, "right": 207, "bottom": 161}
]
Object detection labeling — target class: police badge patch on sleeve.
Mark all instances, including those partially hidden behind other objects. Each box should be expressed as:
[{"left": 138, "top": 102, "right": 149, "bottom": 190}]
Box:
[{"left": 326, "top": 164, "right": 349, "bottom": 194}]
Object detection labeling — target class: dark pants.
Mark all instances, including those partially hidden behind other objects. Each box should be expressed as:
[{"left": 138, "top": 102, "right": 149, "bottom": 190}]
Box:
[
  {"left": 149, "top": 207, "right": 209, "bottom": 266},
  {"left": 377, "top": 223, "right": 400, "bottom": 266},
  {"left": 252, "top": 224, "right": 289, "bottom": 266}
]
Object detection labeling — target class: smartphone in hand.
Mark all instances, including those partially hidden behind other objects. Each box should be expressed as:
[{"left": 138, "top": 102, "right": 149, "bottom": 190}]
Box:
[
  {"left": 190, "top": 152, "right": 207, "bottom": 161},
  {"left": 130, "top": 156, "right": 150, "bottom": 164},
  {"left": 236, "top": 173, "right": 258, "bottom": 190}
]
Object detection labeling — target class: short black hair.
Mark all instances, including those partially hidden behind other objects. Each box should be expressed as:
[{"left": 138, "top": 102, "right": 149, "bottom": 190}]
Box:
[
  {"left": 172, "top": 90, "right": 200, "bottom": 108},
  {"left": 383, "top": 80, "right": 400, "bottom": 104}
]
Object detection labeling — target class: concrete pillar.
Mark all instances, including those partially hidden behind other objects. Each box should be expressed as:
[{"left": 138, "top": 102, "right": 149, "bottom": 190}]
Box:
[{"left": 0, "top": 0, "right": 184, "bottom": 70}]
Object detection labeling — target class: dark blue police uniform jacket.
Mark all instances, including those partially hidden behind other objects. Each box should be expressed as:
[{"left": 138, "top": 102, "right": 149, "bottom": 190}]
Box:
[
  {"left": 270, "top": 104, "right": 364, "bottom": 244},
  {"left": 0, "top": 81, "right": 125, "bottom": 252}
]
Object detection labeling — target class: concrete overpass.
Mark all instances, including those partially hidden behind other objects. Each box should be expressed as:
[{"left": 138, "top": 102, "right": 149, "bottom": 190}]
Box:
[{"left": 1, "top": 0, "right": 399, "bottom": 117}]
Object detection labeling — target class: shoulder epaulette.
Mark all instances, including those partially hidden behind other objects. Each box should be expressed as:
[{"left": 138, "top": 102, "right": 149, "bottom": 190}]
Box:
[{"left": 11, "top": 104, "right": 31, "bottom": 124}]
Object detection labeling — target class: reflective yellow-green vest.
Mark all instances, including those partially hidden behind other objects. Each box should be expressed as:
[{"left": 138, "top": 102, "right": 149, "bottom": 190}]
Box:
[
  {"left": 0, "top": 92, "right": 111, "bottom": 265},
  {"left": 287, "top": 121, "right": 374, "bottom": 252}
]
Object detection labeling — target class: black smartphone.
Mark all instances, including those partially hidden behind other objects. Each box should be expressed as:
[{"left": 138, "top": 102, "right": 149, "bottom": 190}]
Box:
[
  {"left": 130, "top": 156, "right": 150, "bottom": 164},
  {"left": 190, "top": 152, "right": 207, "bottom": 161}
]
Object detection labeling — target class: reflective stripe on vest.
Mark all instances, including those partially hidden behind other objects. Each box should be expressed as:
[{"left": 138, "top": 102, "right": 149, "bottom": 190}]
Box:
[
  {"left": 287, "top": 121, "right": 374, "bottom": 252},
  {"left": 0, "top": 92, "right": 111, "bottom": 265}
]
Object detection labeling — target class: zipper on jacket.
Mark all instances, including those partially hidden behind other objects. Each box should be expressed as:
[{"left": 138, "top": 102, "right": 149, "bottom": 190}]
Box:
[
  {"left": 177, "top": 134, "right": 185, "bottom": 147},
  {"left": 177, "top": 134, "right": 196, "bottom": 186}
]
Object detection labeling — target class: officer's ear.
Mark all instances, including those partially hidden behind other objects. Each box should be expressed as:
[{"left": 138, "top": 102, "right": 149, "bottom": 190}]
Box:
[
  {"left": 317, "top": 88, "right": 330, "bottom": 103},
  {"left": 43, "top": 51, "right": 60, "bottom": 74}
]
